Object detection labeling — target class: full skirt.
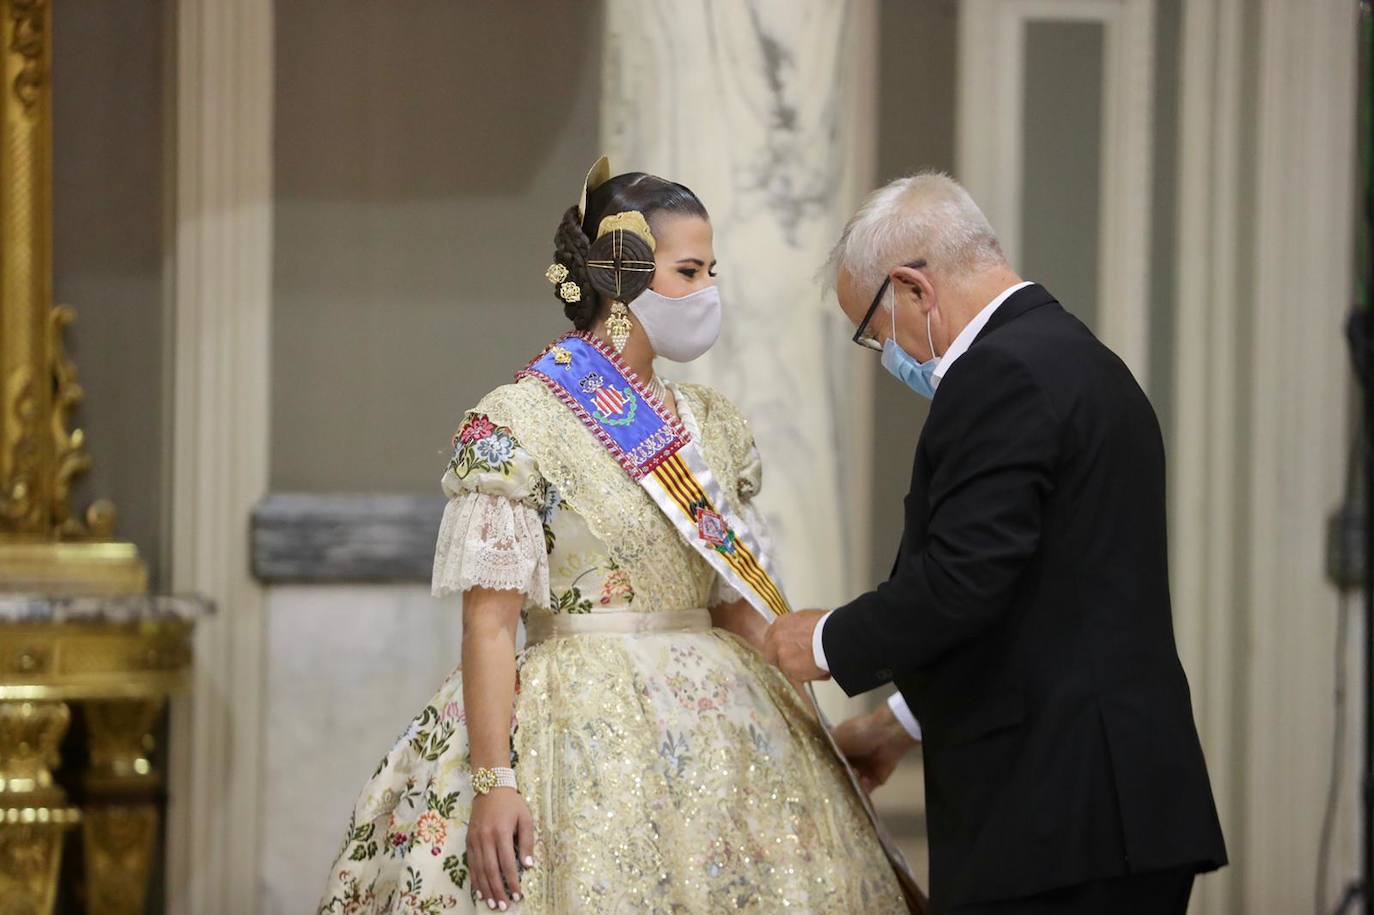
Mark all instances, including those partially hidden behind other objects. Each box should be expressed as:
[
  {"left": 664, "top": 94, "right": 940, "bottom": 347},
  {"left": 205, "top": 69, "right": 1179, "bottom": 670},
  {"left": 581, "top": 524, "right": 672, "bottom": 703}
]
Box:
[{"left": 318, "top": 627, "right": 907, "bottom": 914}]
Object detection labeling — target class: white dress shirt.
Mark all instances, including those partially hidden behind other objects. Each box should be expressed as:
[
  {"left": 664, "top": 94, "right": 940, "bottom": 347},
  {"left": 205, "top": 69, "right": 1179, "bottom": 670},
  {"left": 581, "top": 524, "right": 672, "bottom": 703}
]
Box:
[{"left": 813, "top": 281, "right": 1035, "bottom": 741}]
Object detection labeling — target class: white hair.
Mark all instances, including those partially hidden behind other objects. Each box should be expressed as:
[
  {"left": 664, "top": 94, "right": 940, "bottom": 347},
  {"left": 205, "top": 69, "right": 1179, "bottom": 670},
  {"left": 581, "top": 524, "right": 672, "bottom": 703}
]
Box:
[{"left": 826, "top": 171, "right": 1006, "bottom": 297}]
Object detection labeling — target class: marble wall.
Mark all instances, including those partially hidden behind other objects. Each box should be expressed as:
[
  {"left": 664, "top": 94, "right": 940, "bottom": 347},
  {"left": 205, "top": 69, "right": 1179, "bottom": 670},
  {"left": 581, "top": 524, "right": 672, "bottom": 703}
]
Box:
[{"left": 601, "top": 0, "right": 879, "bottom": 620}]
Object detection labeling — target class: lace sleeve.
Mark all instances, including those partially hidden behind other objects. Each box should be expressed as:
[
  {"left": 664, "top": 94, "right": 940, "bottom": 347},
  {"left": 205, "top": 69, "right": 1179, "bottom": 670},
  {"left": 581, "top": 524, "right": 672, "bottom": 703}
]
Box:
[{"left": 431, "top": 491, "right": 551, "bottom": 607}]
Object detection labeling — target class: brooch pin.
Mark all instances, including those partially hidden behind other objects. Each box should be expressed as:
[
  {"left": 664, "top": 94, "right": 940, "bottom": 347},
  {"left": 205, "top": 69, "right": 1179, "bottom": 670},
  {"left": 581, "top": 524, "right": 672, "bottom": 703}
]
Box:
[
  {"left": 695, "top": 507, "right": 737, "bottom": 554},
  {"left": 551, "top": 346, "right": 573, "bottom": 368}
]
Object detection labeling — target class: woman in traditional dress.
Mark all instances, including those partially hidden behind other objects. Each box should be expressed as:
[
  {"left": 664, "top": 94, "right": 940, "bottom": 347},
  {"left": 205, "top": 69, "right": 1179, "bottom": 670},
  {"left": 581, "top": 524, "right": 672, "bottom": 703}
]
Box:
[{"left": 318, "top": 158, "right": 911, "bottom": 914}]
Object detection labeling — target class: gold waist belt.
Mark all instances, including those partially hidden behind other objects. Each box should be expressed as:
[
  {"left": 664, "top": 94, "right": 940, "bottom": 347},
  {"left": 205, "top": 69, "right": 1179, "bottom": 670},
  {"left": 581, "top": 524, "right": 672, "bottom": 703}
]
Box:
[{"left": 524, "top": 608, "right": 712, "bottom": 646}]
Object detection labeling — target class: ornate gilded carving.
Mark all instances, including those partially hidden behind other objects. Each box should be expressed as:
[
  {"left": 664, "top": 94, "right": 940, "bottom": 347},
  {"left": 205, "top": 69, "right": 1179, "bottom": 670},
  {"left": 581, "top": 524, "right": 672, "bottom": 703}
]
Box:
[
  {"left": 0, "top": 368, "right": 42, "bottom": 531},
  {"left": 0, "top": 700, "right": 78, "bottom": 914},
  {"left": 83, "top": 699, "right": 163, "bottom": 783},
  {"left": 0, "top": 619, "right": 192, "bottom": 699},
  {"left": 0, "top": 819, "right": 68, "bottom": 914},
  {"left": 0, "top": 0, "right": 141, "bottom": 597},
  {"left": 0, "top": 606, "right": 197, "bottom": 913},
  {"left": 1, "top": 0, "right": 55, "bottom": 543},
  {"left": 7, "top": 0, "right": 44, "bottom": 112},
  {"left": 48, "top": 305, "right": 114, "bottom": 540},
  {"left": 0, "top": 300, "right": 121, "bottom": 542},
  {"left": 83, "top": 804, "right": 157, "bottom": 915},
  {"left": 82, "top": 699, "right": 163, "bottom": 915},
  {"left": 0, "top": 700, "right": 66, "bottom": 800}
]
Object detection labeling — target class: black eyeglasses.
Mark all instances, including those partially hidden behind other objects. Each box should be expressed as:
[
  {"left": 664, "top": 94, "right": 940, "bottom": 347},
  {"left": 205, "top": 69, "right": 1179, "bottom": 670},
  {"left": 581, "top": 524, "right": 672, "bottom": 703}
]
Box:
[{"left": 851, "top": 259, "right": 927, "bottom": 351}]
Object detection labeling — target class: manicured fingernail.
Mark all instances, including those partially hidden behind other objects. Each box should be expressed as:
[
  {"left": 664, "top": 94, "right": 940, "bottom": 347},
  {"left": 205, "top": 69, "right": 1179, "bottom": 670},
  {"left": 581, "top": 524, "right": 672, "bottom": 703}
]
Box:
[
  {"left": 498, "top": 903, "right": 508, "bottom": 912},
  {"left": 474, "top": 889, "right": 483, "bottom": 900},
  {"left": 513, "top": 892, "right": 522, "bottom": 901},
  {"left": 486, "top": 901, "right": 495, "bottom": 911},
  {"left": 523, "top": 856, "right": 535, "bottom": 867}
]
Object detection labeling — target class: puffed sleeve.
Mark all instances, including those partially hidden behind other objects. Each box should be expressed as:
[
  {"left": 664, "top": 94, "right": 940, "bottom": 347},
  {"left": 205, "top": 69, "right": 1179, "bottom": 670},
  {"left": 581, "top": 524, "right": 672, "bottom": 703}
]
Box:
[{"left": 431, "top": 411, "right": 551, "bottom": 608}]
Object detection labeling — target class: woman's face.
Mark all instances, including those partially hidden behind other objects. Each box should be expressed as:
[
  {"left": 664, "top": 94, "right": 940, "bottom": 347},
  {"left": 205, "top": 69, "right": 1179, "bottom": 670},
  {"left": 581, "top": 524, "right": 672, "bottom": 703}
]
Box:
[{"left": 648, "top": 214, "right": 716, "bottom": 298}]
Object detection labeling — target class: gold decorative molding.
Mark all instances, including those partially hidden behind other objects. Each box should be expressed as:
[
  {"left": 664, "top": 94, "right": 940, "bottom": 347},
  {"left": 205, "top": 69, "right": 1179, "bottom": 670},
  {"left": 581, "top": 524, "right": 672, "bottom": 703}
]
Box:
[
  {"left": 0, "top": 699, "right": 78, "bottom": 915},
  {"left": 0, "top": 0, "right": 145, "bottom": 594},
  {"left": 0, "top": 818, "right": 69, "bottom": 913},
  {"left": 49, "top": 304, "right": 115, "bottom": 541},
  {"left": 83, "top": 803, "right": 158, "bottom": 915},
  {"left": 0, "top": 618, "right": 191, "bottom": 700},
  {"left": 83, "top": 698, "right": 164, "bottom": 915},
  {"left": 0, "top": 699, "right": 66, "bottom": 801},
  {"left": 7, "top": 0, "right": 44, "bottom": 112}
]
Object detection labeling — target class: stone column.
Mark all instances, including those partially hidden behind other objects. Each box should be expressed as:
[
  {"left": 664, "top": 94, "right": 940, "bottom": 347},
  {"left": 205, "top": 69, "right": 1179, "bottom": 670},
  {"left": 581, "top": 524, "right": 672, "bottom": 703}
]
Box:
[
  {"left": 165, "top": 0, "right": 274, "bottom": 911},
  {"left": 601, "top": 1, "right": 879, "bottom": 634}
]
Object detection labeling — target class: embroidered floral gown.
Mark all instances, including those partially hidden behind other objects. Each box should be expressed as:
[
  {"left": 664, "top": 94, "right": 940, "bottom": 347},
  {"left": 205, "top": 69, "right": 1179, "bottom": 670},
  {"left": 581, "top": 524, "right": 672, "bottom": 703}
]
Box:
[{"left": 318, "top": 375, "right": 907, "bottom": 914}]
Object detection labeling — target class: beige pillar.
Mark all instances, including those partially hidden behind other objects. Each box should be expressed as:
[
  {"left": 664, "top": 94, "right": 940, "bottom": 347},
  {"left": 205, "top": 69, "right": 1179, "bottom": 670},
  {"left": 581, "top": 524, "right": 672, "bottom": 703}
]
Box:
[
  {"left": 1174, "top": 1, "right": 1357, "bottom": 911},
  {"left": 164, "top": 0, "right": 273, "bottom": 911}
]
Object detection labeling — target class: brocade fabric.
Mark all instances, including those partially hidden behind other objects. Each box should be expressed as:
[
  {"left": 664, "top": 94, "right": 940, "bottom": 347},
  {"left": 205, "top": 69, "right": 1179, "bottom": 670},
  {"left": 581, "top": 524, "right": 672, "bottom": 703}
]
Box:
[{"left": 318, "top": 379, "right": 907, "bottom": 914}]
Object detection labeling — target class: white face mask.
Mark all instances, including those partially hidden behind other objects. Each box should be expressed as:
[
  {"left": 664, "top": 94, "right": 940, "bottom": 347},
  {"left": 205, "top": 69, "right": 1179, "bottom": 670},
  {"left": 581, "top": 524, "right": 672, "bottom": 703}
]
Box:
[{"left": 628, "top": 285, "right": 722, "bottom": 363}]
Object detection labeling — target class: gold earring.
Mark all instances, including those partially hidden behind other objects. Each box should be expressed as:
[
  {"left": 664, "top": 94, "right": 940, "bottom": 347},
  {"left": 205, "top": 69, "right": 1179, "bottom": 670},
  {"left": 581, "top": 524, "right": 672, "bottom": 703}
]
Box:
[{"left": 606, "top": 301, "right": 633, "bottom": 353}]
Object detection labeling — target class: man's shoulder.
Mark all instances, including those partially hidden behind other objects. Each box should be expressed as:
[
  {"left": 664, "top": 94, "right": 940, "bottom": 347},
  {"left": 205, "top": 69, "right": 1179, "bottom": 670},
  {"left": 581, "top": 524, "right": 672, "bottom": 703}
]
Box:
[{"left": 969, "top": 303, "right": 1124, "bottom": 389}]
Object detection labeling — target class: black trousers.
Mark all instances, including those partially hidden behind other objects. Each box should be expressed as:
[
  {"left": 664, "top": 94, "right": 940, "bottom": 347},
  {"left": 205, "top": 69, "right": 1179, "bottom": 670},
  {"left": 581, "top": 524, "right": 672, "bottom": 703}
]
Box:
[{"left": 952, "top": 867, "right": 1195, "bottom": 915}]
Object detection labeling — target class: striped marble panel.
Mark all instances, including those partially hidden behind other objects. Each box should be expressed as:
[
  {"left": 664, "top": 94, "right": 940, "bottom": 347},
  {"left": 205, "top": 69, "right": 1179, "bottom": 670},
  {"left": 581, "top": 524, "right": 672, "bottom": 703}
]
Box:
[{"left": 251, "top": 493, "right": 446, "bottom": 583}]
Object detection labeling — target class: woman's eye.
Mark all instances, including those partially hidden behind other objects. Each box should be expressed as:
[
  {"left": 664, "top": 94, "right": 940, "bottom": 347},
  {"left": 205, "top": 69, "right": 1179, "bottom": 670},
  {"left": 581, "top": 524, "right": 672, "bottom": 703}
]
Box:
[
  {"left": 708, "top": 269, "right": 719, "bottom": 278},
  {"left": 678, "top": 268, "right": 698, "bottom": 279}
]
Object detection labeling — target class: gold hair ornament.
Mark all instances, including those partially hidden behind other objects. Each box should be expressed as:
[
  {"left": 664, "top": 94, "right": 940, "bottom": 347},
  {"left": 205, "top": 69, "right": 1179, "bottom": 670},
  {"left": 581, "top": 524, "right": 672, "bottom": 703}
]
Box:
[
  {"left": 545, "top": 263, "right": 569, "bottom": 284},
  {"left": 595, "top": 210, "right": 657, "bottom": 251},
  {"left": 558, "top": 281, "right": 582, "bottom": 304},
  {"left": 587, "top": 211, "right": 657, "bottom": 300}
]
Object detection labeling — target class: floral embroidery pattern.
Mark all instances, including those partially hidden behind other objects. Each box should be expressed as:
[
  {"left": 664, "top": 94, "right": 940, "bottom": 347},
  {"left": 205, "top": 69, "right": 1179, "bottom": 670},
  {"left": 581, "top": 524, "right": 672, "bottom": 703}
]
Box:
[
  {"left": 533, "top": 478, "right": 561, "bottom": 555},
  {"left": 448, "top": 413, "right": 519, "bottom": 480},
  {"left": 414, "top": 810, "right": 448, "bottom": 855},
  {"left": 600, "top": 563, "right": 635, "bottom": 606},
  {"left": 551, "top": 583, "right": 594, "bottom": 614}
]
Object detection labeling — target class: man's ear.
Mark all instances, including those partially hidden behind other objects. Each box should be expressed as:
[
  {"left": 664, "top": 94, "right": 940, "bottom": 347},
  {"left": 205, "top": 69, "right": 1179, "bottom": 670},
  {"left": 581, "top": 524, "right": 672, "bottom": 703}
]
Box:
[{"left": 890, "top": 264, "right": 934, "bottom": 312}]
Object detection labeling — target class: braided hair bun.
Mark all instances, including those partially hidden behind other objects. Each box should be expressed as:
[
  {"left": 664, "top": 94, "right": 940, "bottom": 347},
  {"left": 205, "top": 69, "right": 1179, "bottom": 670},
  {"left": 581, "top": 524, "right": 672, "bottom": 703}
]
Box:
[
  {"left": 550, "top": 171, "right": 709, "bottom": 330},
  {"left": 552, "top": 205, "right": 596, "bottom": 327},
  {"left": 585, "top": 228, "right": 655, "bottom": 305}
]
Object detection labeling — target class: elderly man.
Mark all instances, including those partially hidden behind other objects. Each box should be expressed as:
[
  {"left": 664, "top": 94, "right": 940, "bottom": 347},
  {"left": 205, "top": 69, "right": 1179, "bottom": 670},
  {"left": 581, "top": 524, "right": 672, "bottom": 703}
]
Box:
[{"left": 763, "top": 173, "right": 1227, "bottom": 914}]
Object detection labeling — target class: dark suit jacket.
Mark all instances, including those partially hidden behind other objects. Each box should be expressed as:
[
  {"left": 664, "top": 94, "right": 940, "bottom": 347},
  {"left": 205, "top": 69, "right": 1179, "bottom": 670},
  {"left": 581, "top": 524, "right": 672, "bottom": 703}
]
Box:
[{"left": 823, "top": 285, "right": 1227, "bottom": 911}]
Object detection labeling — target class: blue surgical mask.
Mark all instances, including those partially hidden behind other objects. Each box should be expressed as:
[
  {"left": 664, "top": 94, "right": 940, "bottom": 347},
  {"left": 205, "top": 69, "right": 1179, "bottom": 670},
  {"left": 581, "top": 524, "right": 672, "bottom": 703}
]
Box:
[{"left": 880, "top": 290, "right": 941, "bottom": 399}]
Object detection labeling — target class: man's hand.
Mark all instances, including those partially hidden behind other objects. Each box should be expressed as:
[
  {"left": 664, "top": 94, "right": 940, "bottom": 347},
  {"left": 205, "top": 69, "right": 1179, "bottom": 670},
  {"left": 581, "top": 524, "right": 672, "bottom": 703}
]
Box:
[
  {"left": 762, "top": 609, "right": 831, "bottom": 682},
  {"left": 833, "top": 704, "right": 919, "bottom": 793}
]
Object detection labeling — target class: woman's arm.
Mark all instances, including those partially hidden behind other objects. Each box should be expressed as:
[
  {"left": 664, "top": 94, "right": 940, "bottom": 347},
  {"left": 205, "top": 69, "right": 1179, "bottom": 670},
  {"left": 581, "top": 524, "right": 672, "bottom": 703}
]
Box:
[
  {"left": 709, "top": 596, "right": 769, "bottom": 650},
  {"left": 462, "top": 586, "right": 533, "bottom": 910},
  {"left": 711, "top": 598, "right": 814, "bottom": 710}
]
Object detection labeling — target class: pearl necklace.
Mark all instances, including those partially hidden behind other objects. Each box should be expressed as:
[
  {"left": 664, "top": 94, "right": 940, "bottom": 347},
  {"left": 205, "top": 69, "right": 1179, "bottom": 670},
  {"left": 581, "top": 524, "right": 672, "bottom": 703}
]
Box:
[{"left": 647, "top": 374, "right": 668, "bottom": 405}]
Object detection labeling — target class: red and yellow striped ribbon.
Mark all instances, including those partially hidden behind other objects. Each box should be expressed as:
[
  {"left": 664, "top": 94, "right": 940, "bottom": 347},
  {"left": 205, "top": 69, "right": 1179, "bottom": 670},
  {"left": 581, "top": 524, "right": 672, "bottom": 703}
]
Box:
[{"left": 652, "top": 453, "right": 791, "bottom": 617}]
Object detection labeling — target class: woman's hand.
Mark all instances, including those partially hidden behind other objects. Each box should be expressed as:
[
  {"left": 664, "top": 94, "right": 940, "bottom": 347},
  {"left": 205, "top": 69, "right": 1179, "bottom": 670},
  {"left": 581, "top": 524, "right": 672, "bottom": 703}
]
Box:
[{"left": 467, "top": 787, "right": 535, "bottom": 910}]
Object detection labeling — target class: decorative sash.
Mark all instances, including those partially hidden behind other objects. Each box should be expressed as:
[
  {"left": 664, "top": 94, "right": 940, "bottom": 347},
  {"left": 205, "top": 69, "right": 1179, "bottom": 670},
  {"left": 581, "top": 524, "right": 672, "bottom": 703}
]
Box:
[{"left": 517, "top": 332, "right": 791, "bottom": 621}]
